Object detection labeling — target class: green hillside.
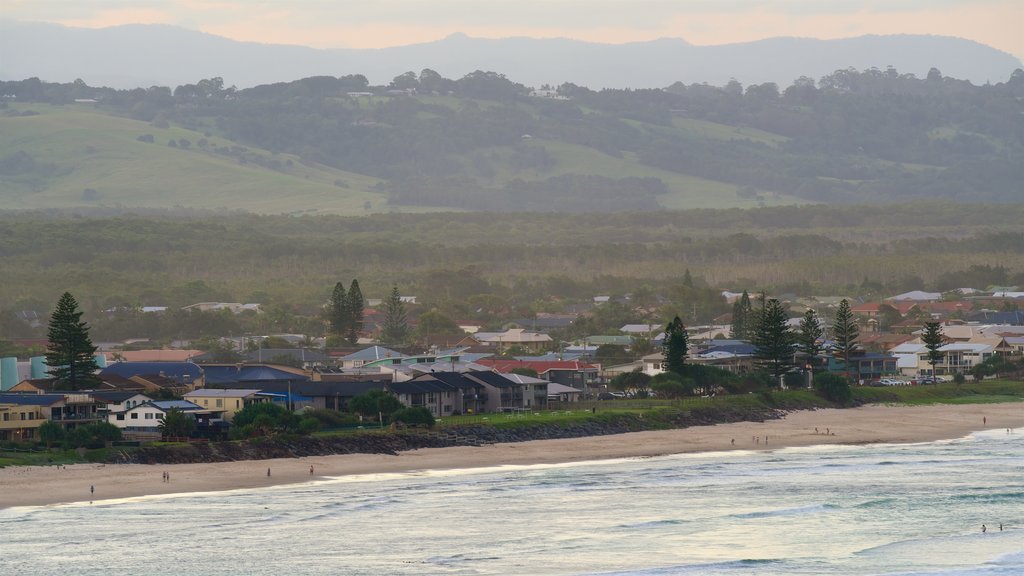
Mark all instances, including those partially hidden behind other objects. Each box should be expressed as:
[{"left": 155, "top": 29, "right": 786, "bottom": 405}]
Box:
[
  {"left": 1, "top": 67, "right": 1021, "bottom": 213},
  {"left": 0, "top": 104, "right": 386, "bottom": 215}
]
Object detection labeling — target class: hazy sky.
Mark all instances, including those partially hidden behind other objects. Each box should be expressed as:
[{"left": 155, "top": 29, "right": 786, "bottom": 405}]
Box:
[{"left": 9, "top": 0, "right": 1023, "bottom": 60}]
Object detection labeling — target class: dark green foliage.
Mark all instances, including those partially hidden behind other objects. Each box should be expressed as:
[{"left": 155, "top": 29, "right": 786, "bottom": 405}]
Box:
[
  {"left": 921, "top": 322, "right": 945, "bottom": 376},
  {"left": 813, "top": 371, "right": 853, "bottom": 404},
  {"left": 610, "top": 370, "right": 652, "bottom": 397},
  {"left": 231, "top": 402, "right": 299, "bottom": 436},
  {"left": 65, "top": 422, "right": 123, "bottom": 448},
  {"left": 381, "top": 286, "right": 409, "bottom": 345},
  {"left": 44, "top": 292, "right": 101, "bottom": 390},
  {"left": 796, "top": 309, "right": 823, "bottom": 358},
  {"left": 509, "top": 367, "right": 538, "bottom": 378},
  {"left": 303, "top": 409, "right": 361, "bottom": 428},
  {"left": 730, "top": 291, "right": 754, "bottom": 340},
  {"left": 38, "top": 421, "right": 65, "bottom": 447},
  {"left": 329, "top": 281, "right": 347, "bottom": 336},
  {"left": 298, "top": 417, "right": 321, "bottom": 434},
  {"left": 663, "top": 315, "right": 688, "bottom": 375},
  {"left": 158, "top": 408, "right": 197, "bottom": 439},
  {"left": 348, "top": 389, "right": 403, "bottom": 419},
  {"left": 753, "top": 298, "right": 794, "bottom": 382},
  {"left": 389, "top": 407, "right": 435, "bottom": 427},
  {"left": 347, "top": 279, "right": 364, "bottom": 345},
  {"left": 650, "top": 372, "right": 694, "bottom": 399},
  {"left": 831, "top": 299, "right": 859, "bottom": 379}
]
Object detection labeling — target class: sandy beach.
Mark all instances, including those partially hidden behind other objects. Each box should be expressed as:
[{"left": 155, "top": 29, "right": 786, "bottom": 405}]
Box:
[{"left": 2, "top": 402, "right": 1021, "bottom": 509}]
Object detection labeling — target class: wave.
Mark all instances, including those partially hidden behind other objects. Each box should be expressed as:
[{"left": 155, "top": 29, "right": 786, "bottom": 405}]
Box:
[{"left": 730, "top": 503, "right": 839, "bottom": 519}]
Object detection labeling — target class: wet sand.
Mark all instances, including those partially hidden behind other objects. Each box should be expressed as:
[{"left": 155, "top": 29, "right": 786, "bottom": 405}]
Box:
[{"left": 1, "top": 402, "right": 1021, "bottom": 509}]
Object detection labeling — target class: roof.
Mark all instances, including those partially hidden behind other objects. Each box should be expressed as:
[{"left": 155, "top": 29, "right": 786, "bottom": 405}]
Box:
[
  {"left": 475, "top": 329, "right": 553, "bottom": 344},
  {"left": 185, "top": 388, "right": 263, "bottom": 398},
  {"left": 339, "top": 346, "right": 403, "bottom": 362},
  {"left": 243, "top": 348, "right": 329, "bottom": 363},
  {"left": 546, "top": 382, "right": 582, "bottom": 395},
  {"left": 151, "top": 400, "right": 203, "bottom": 411},
  {"left": 0, "top": 393, "right": 65, "bottom": 406},
  {"left": 119, "top": 350, "right": 203, "bottom": 362},
  {"left": 410, "top": 371, "right": 479, "bottom": 390},
  {"left": 463, "top": 370, "right": 518, "bottom": 389},
  {"left": 476, "top": 359, "right": 598, "bottom": 374},
  {"left": 619, "top": 324, "right": 661, "bottom": 334},
  {"left": 90, "top": 391, "right": 148, "bottom": 403},
  {"left": 201, "top": 365, "right": 310, "bottom": 385},
  {"left": 101, "top": 362, "right": 202, "bottom": 383},
  {"left": 888, "top": 291, "right": 942, "bottom": 302}
]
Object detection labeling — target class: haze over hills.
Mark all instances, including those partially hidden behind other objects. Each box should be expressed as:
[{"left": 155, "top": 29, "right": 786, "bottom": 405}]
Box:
[{"left": 1, "top": 20, "right": 1020, "bottom": 89}]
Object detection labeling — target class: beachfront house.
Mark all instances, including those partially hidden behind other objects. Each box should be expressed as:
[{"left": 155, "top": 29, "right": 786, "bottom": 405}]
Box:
[{"left": 183, "top": 389, "right": 270, "bottom": 421}]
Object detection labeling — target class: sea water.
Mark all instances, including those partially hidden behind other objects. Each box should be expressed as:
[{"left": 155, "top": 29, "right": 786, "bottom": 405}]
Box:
[{"left": 1, "top": 430, "right": 1021, "bottom": 575}]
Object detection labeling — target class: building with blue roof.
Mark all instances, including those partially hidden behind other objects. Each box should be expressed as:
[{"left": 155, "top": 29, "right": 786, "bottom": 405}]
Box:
[{"left": 100, "top": 362, "right": 204, "bottom": 388}]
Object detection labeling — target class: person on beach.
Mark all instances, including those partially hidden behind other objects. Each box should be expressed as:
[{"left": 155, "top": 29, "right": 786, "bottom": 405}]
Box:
[
  {"left": 982, "top": 524, "right": 986, "bottom": 533},
  {"left": 90, "top": 485, "right": 94, "bottom": 496},
  {"left": 309, "top": 465, "right": 314, "bottom": 476},
  {"left": 267, "top": 468, "right": 271, "bottom": 477},
  {"left": 731, "top": 439, "right": 735, "bottom": 446}
]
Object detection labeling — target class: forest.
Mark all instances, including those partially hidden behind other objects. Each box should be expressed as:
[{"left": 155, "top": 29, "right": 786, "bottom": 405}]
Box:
[
  {"left": 1, "top": 204, "right": 1021, "bottom": 347},
  {"left": 2, "top": 66, "right": 1022, "bottom": 212}
]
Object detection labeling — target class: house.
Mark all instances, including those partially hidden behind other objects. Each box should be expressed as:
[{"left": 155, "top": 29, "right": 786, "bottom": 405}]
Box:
[
  {"left": 463, "top": 370, "right": 529, "bottom": 411},
  {"left": 242, "top": 348, "right": 329, "bottom": 369},
  {"left": 0, "top": 394, "right": 61, "bottom": 441},
  {"left": 387, "top": 378, "right": 465, "bottom": 418},
  {"left": 474, "top": 329, "right": 553, "bottom": 353},
  {"left": 476, "top": 359, "right": 598, "bottom": 391},
  {"left": 545, "top": 382, "right": 583, "bottom": 403},
  {"left": 108, "top": 400, "right": 203, "bottom": 434},
  {"left": 826, "top": 352, "right": 899, "bottom": 381},
  {"left": 405, "top": 371, "right": 486, "bottom": 415},
  {"left": 619, "top": 324, "right": 661, "bottom": 335},
  {"left": 181, "top": 302, "right": 261, "bottom": 314},
  {"left": 115, "top": 349, "right": 203, "bottom": 362},
  {"left": 91, "top": 391, "right": 153, "bottom": 416},
  {"left": 212, "top": 379, "right": 387, "bottom": 412},
  {"left": 498, "top": 372, "right": 550, "bottom": 408},
  {"left": 183, "top": 389, "right": 270, "bottom": 421}
]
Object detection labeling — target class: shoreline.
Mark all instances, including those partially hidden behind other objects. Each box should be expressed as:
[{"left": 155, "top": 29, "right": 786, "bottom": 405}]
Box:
[{"left": 2, "top": 402, "right": 1021, "bottom": 510}]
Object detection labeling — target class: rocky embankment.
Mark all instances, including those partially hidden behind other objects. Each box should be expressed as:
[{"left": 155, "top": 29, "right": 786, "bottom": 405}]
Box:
[{"left": 115, "top": 405, "right": 786, "bottom": 465}]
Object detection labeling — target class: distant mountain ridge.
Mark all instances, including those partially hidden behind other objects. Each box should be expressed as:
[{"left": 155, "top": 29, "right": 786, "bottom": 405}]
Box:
[{"left": 1, "top": 20, "right": 1019, "bottom": 89}]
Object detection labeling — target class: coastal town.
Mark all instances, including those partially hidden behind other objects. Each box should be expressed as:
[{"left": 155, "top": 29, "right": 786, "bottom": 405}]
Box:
[{"left": 2, "top": 286, "right": 1022, "bottom": 446}]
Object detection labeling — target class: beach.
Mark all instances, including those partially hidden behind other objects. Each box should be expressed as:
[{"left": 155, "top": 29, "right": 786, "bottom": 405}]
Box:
[{"left": 2, "top": 402, "right": 1021, "bottom": 509}]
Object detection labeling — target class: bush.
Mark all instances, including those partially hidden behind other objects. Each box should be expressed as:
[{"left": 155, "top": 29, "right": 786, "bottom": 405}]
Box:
[
  {"left": 298, "top": 417, "right": 321, "bottom": 435},
  {"left": 813, "top": 372, "right": 853, "bottom": 405},
  {"left": 305, "top": 409, "right": 360, "bottom": 428},
  {"left": 390, "top": 407, "right": 435, "bottom": 427}
]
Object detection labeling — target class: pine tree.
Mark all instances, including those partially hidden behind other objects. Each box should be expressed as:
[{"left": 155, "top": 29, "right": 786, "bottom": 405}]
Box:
[
  {"left": 752, "top": 298, "right": 794, "bottom": 383},
  {"left": 329, "top": 282, "right": 349, "bottom": 337},
  {"left": 347, "top": 279, "right": 364, "bottom": 346},
  {"left": 381, "top": 286, "right": 409, "bottom": 345},
  {"left": 921, "top": 321, "right": 945, "bottom": 378},
  {"left": 662, "top": 315, "right": 689, "bottom": 376},
  {"left": 45, "top": 292, "right": 101, "bottom": 390},
  {"left": 797, "top": 309, "right": 824, "bottom": 358},
  {"left": 831, "top": 299, "right": 860, "bottom": 381},
  {"left": 730, "top": 290, "right": 754, "bottom": 340}
]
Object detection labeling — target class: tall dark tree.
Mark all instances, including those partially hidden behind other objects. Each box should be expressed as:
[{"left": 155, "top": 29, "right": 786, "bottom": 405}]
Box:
[
  {"left": 45, "top": 292, "right": 101, "bottom": 390},
  {"left": 329, "top": 282, "right": 349, "bottom": 337},
  {"left": 663, "top": 315, "right": 689, "bottom": 375},
  {"left": 797, "top": 309, "right": 824, "bottom": 359},
  {"left": 730, "top": 290, "right": 754, "bottom": 340},
  {"left": 752, "top": 298, "right": 794, "bottom": 384},
  {"left": 381, "top": 286, "right": 409, "bottom": 345},
  {"left": 921, "top": 321, "right": 945, "bottom": 378},
  {"left": 831, "top": 299, "right": 860, "bottom": 381},
  {"left": 347, "top": 279, "right": 364, "bottom": 345}
]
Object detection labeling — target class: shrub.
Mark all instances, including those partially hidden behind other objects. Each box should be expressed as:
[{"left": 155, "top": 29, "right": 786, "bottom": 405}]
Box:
[
  {"left": 298, "top": 417, "right": 320, "bottom": 435},
  {"left": 814, "top": 372, "right": 853, "bottom": 405},
  {"left": 390, "top": 407, "right": 435, "bottom": 427}
]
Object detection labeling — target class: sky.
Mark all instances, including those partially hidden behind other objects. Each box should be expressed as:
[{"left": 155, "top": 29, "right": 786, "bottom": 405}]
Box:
[{"left": 7, "top": 0, "right": 1023, "bottom": 61}]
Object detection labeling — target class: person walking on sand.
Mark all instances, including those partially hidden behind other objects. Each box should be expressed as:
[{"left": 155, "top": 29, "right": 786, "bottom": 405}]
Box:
[
  {"left": 982, "top": 524, "right": 987, "bottom": 533},
  {"left": 309, "top": 465, "right": 314, "bottom": 476},
  {"left": 90, "top": 485, "right": 94, "bottom": 496},
  {"left": 267, "top": 467, "right": 271, "bottom": 477}
]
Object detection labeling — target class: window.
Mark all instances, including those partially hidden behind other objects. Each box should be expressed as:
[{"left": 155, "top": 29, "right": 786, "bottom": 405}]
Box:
[
  {"left": 131, "top": 413, "right": 138, "bottom": 419},
  {"left": 116, "top": 414, "right": 125, "bottom": 421},
  {"left": 2, "top": 413, "right": 8, "bottom": 421},
  {"left": 216, "top": 399, "right": 223, "bottom": 408},
  {"left": 145, "top": 413, "right": 154, "bottom": 420}
]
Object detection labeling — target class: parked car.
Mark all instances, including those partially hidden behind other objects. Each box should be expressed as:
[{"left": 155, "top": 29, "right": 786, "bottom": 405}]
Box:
[{"left": 597, "top": 391, "right": 626, "bottom": 400}]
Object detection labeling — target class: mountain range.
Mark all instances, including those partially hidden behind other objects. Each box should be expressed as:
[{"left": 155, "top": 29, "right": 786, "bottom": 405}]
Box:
[{"left": 1, "top": 21, "right": 1020, "bottom": 89}]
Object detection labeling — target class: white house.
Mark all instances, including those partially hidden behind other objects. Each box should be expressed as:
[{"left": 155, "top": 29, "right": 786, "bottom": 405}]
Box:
[{"left": 108, "top": 400, "right": 203, "bottom": 433}]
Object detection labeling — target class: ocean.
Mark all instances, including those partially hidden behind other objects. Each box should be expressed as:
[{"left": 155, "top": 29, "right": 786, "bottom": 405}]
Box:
[{"left": 1, "top": 429, "right": 1021, "bottom": 575}]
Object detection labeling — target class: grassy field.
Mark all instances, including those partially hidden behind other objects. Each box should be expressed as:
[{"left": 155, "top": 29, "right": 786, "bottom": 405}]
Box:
[
  {"left": 0, "top": 101, "right": 808, "bottom": 214},
  {"left": 0, "top": 103, "right": 387, "bottom": 215},
  {"left": 851, "top": 380, "right": 1024, "bottom": 406}
]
